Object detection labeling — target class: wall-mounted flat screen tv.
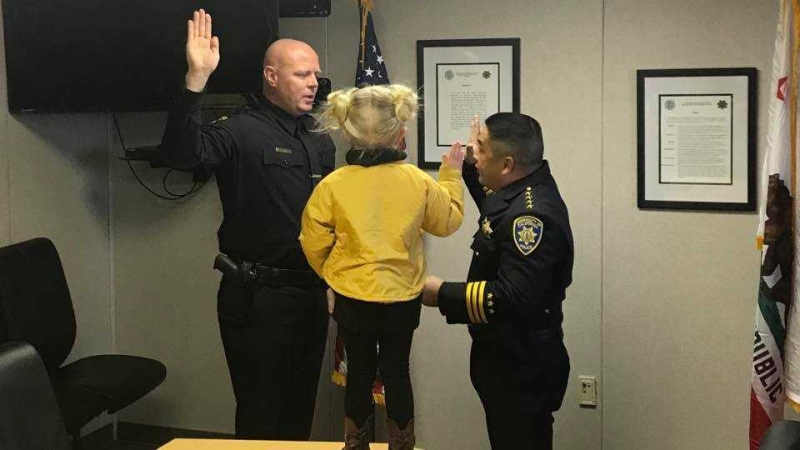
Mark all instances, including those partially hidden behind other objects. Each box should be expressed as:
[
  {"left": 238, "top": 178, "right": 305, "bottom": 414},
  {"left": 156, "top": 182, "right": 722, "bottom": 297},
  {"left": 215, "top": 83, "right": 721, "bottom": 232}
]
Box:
[{"left": 1, "top": 1, "right": 278, "bottom": 113}]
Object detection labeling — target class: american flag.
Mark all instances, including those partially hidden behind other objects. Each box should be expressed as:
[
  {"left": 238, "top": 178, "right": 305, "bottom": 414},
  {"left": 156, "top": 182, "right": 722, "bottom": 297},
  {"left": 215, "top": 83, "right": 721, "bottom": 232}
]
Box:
[
  {"left": 331, "top": 0, "right": 392, "bottom": 405},
  {"left": 355, "top": 1, "right": 389, "bottom": 87}
]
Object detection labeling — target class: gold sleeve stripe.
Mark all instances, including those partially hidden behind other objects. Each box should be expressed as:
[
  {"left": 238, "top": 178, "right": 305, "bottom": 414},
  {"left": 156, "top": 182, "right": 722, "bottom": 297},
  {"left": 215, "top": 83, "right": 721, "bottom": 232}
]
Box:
[
  {"left": 469, "top": 282, "right": 482, "bottom": 324},
  {"left": 465, "top": 282, "right": 477, "bottom": 324},
  {"left": 476, "top": 281, "right": 488, "bottom": 323}
]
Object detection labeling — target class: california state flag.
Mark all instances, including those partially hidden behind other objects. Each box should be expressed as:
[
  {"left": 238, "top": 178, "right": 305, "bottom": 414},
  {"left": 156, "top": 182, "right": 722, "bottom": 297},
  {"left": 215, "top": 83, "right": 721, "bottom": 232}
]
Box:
[{"left": 751, "top": 1, "right": 800, "bottom": 448}]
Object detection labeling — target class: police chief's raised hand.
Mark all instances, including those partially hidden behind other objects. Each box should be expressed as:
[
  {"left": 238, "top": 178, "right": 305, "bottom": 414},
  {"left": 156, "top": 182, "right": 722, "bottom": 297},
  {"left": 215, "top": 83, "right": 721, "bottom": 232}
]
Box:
[{"left": 465, "top": 115, "right": 481, "bottom": 165}]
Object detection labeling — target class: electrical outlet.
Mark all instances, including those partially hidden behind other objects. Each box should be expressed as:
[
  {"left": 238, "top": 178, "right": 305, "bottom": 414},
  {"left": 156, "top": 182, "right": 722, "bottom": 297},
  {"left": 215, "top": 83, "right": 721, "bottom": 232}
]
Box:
[{"left": 579, "top": 375, "right": 597, "bottom": 408}]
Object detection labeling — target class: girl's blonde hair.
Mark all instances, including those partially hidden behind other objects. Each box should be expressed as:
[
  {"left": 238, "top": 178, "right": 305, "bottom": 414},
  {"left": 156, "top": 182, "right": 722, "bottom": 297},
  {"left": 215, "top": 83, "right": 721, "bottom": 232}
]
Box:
[{"left": 316, "top": 84, "right": 418, "bottom": 149}]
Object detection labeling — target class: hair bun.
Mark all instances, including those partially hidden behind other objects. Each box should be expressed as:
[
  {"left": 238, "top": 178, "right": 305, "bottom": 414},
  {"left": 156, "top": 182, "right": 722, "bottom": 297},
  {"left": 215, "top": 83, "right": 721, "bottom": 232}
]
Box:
[{"left": 389, "top": 85, "right": 418, "bottom": 123}]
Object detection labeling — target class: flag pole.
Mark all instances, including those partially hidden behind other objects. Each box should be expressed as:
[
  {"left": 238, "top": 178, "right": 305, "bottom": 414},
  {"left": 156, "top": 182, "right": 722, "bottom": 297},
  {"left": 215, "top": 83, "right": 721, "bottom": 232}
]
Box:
[
  {"left": 787, "top": 0, "right": 800, "bottom": 415},
  {"left": 791, "top": 0, "right": 799, "bottom": 198},
  {"left": 360, "top": 0, "right": 374, "bottom": 63}
]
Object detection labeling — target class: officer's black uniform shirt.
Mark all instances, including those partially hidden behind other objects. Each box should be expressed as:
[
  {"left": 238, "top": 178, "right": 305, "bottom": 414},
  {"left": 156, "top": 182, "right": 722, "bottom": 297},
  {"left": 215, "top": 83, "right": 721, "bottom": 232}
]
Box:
[
  {"left": 438, "top": 161, "right": 574, "bottom": 347},
  {"left": 161, "top": 90, "right": 336, "bottom": 269}
]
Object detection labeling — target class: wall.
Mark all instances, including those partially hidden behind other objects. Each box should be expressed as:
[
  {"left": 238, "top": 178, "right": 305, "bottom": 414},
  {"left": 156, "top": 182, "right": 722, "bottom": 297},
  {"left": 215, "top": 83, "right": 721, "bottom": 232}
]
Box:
[
  {"left": 360, "top": 1, "right": 604, "bottom": 448},
  {"left": 602, "top": 1, "right": 776, "bottom": 448},
  {"left": 280, "top": 1, "right": 779, "bottom": 448},
  {"left": 112, "top": 0, "right": 605, "bottom": 447},
  {"left": 110, "top": 21, "right": 344, "bottom": 438},
  {"left": 0, "top": 2, "right": 113, "bottom": 378},
  {"left": 109, "top": 110, "right": 229, "bottom": 431},
  {"left": 0, "top": 0, "right": 114, "bottom": 433},
  {"left": 0, "top": 0, "right": 777, "bottom": 448}
]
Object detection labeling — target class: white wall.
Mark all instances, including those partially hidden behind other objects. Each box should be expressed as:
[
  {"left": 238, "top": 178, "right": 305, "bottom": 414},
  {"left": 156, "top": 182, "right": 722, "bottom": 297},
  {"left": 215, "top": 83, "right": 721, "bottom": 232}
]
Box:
[
  {"left": 0, "top": 0, "right": 781, "bottom": 448},
  {"left": 110, "top": 110, "right": 229, "bottom": 430},
  {"left": 350, "top": 1, "right": 604, "bottom": 449},
  {"left": 107, "top": 14, "right": 349, "bottom": 436},
  {"left": 0, "top": 0, "right": 113, "bottom": 433},
  {"left": 110, "top": 0, "right": 782, "bottom": 448},
  {"left": 0, "top": 6, "right": 113, "bottom": 371},
  {"left": 7, "top": 114, "right": 112, "bottom": 361},
  {"left": 602, "top": 1, "right": 776, "bottom": 448},
  {"left": 263, "top": 1, "right": 779, "bottom": 448}
]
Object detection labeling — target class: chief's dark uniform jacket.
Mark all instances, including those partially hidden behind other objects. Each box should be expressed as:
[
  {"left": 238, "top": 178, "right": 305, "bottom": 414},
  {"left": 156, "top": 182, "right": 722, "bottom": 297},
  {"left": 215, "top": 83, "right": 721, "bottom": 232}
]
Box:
[
  {"left": 161, "top": 90, "right": 336, "bottom": 269},
  {"left": 438, "top": 161, "right": 574, "bottom": 359}
]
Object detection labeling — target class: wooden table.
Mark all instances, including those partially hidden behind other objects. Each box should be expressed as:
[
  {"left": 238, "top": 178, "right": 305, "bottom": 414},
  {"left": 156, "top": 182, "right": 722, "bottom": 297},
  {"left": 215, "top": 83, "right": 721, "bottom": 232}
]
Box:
[{"left": 159, "top": 439, "right": 422, "bottom": 449}]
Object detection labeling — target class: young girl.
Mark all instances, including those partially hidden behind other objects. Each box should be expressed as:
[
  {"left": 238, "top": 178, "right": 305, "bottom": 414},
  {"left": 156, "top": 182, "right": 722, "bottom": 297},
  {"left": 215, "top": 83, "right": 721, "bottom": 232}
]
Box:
[{"left": 299, "top": 84, "right": 465, "bottom": 450}]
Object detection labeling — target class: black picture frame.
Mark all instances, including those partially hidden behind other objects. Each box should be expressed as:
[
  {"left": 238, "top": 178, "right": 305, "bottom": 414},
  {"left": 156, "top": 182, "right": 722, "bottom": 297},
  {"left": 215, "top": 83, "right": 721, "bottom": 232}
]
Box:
[
  {"left": 416, "top": 38, "right": 520, "bottom": 170},
  {"left": 637, "top": 68, "right": 757, "bottom": 211}
]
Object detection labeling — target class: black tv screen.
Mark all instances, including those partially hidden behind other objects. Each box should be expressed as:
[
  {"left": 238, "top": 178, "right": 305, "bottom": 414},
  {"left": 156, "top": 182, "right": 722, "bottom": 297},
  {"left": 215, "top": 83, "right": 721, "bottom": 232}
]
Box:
[{"left": 1, "top": 1, "right": 278, "bottom": 113}]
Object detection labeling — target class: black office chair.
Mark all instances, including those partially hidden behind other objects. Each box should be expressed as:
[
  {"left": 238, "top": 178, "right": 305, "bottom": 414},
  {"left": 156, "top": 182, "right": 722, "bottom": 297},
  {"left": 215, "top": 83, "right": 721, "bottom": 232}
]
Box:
[
  {"left": 761, "top": 420, "right": 800, "bottom": 449},
  {"left": 0, "top": 237, "right": 167, "bottom": 443},
  {"left": 0, "top": 341, "right": 71, "bottom": 450}
]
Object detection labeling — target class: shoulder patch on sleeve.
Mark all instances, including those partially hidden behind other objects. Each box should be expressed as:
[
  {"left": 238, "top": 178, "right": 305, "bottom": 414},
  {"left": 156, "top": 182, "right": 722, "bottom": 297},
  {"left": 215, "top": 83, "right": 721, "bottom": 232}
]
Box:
[
  {"left": 513, "top": 215, "right": 543, "bottom": 256},
  {"left": 210, "top": 115, "right": 229, "bottom": 124}
]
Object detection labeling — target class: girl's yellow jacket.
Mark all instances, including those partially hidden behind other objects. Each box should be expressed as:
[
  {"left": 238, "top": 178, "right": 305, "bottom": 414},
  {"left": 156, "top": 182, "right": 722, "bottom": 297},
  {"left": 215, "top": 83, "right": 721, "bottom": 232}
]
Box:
[{"left": 299, "top": 162, "right": 464, "bottom": 302}]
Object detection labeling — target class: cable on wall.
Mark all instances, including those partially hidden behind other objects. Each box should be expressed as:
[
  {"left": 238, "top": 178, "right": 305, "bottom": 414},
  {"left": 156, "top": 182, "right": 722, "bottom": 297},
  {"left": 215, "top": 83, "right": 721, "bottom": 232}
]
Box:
[{"left": 112, "top": 113, "right": 207, "bottom": 200}]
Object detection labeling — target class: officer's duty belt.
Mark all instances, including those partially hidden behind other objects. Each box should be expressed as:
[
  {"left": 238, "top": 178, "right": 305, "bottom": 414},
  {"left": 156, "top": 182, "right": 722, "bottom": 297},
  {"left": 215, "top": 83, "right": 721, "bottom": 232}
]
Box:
[
  {"left": 529, "top": 326, "right": 563, "bottom": 344},
  {"left": 253, "top": 264, "right": 320, "bottom": 287}
]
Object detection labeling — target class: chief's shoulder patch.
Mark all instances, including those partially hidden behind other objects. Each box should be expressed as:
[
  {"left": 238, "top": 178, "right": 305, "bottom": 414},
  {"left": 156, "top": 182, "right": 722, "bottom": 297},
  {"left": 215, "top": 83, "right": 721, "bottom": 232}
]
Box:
[{"left": 513, "top": 215, "right": 543, "bottom": 256}]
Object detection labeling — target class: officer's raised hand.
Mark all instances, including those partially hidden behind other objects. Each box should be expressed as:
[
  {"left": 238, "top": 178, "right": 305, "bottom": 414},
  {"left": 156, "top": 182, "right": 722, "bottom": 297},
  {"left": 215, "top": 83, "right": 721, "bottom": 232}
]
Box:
[
  {"left": 465, "top": 115, "right": 481, "bottom": 165},
  {"left": 185, "top": 9, "right": 220, "bottom": 93}
]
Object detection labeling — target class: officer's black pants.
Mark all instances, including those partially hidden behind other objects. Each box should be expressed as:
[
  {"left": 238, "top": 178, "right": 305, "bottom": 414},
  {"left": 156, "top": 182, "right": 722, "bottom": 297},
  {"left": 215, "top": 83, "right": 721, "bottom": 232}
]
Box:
[
  {"left": 470, "top": 337, "right": 569, "bottom": 449},
  {"left": 338, "top": 325, "right": 415, "bottom": 429},
  {"left": 217, "top": 277, "right": 328, "bottom": 440}
]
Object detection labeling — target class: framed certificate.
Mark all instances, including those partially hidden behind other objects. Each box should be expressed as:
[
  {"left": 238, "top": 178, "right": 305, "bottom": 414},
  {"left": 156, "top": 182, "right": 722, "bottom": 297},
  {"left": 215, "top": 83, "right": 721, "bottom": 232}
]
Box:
[
  {"left": 637, "top": 68, "right": 757, "bottom": 211},
  {"left": 416, "top": 38, "right": 520, "bottom": 170}
]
